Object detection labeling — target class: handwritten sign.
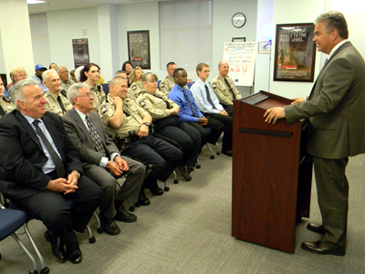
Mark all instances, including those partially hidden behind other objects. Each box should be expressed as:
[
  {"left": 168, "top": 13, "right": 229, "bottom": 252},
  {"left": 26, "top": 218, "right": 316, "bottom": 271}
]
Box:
[{"left": 223, "top": 42, "right": 256, "bottom": 86}]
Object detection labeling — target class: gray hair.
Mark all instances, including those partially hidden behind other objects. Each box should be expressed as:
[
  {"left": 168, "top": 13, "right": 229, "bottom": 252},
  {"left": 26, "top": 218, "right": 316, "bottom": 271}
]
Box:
[
  {"left": 314, "top": 11, "right": 348, "bottom": 39},
  {"left": 42, "top": 69, "right": 58, "bottom": 82},
  {"left": 68, "top": 83, "right": 88, "bottom": 105},
  {"left": 11, "top": 79, "right": 38, "bottom": 108},
  {"left": 109, "top": 76, "right": 127, "bottom": 87}
]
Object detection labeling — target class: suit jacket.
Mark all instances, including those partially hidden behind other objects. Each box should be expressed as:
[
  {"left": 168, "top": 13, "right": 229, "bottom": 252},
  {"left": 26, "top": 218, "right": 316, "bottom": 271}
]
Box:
[
  {"left": 62, "top": 108, "right": 119, "bottom": 169},
  {"left": 0, "top": 110, "right": 83, "bottom": 199},
  {"left": 285, "top": 42, "right": 365, "bottom": 159}
]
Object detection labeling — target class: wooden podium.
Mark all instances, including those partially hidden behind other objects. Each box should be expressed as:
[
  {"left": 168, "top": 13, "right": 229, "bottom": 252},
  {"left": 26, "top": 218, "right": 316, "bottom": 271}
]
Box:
[{"left": 232, "top": 91, "right": 312, "bottom": 253}]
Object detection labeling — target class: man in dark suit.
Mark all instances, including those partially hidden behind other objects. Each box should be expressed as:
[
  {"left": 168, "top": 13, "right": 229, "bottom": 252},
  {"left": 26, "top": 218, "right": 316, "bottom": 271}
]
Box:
[
  {"left": 264, "top": 11, "right": 365, "bottom": 255},
  {"left": 62, "top": 83, "right": 145, "bottom": 235},
  {"left": 0, "top": 79, "right": 102, "bottom": 264}
]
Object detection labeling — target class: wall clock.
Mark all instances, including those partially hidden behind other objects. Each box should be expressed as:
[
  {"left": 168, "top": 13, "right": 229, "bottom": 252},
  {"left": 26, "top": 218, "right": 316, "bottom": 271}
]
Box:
[{"left": 232, "top": 12, "right": 246, "bottom": 28}]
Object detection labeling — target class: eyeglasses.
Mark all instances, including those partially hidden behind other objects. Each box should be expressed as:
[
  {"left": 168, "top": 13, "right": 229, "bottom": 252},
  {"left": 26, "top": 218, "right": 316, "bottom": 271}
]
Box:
[
  {"left": 77, "top": 93, "right": 93, "bottom": 98},
  {"left": 60, "top": 71, "right": 69, "bottom": 74}
]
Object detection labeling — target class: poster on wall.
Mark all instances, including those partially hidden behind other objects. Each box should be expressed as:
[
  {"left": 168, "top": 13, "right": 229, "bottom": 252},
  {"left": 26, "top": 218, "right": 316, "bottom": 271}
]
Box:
[
  {"left": 274, "top": 23, "right": 316, "bottom": 82},
  {"left": 72, "top": 38, "right": 89, "bottom": 68},
  {"left": 127, "top": 30, "right": 151, "bottom": 69}
]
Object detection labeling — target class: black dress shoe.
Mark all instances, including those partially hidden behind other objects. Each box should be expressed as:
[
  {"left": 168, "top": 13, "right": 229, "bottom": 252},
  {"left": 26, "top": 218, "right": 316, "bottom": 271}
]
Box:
[
  {"left": 44, "top": 230, "right": 67, "bottom": 263},
  {"left": 148, "top": 186, "right": 164, "bottom": 196},
  {"left": 138, "top": 191, "right": 150, "bottom": 206},
  {"left": 65, "top": 240, "right": 82, "bottom": 264},
  {"left": 307, "top": 223, "right": 325, "bottom": 234},
  {"left": 114, "top": 208, "right": 137, "bottom": 222},
  {"left": 99, "top": 213, "right": 121, "bottom": 235},
  {"left": 221, "top": 149, "right": 233, "bottom": 157},
  {"left": 178, "top": 166, "right": 192, "bottom": 181},
  {"left": 301, "top": 240, "right": 345, "bottom": 256}
]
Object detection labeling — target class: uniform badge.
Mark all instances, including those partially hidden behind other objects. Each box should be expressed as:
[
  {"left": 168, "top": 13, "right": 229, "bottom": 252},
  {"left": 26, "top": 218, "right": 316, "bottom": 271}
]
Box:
[
  {"left": 139, "top": 100, "right": 147, "bottom": 108},
  {"left": 100, "top": 105, "right": 108, "bottom": 114},
  {"left": 211, "top": 83, "right": 217, "bottom": 89},
  {"left": 160, "top": 83, "right": 165, "bottom": 88}
]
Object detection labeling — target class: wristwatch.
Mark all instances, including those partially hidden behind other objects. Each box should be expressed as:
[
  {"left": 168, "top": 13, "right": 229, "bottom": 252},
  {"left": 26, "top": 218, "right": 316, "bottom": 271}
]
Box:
[{"left": 142, "top": 122, "right": 150, "bottom": 127}]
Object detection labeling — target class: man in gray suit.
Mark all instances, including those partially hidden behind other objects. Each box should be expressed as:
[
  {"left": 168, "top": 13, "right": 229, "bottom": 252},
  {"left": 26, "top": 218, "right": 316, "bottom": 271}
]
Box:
[
  {"left": 62, "top": 83, "right": 145, "bottom": 236},
  {"left": 264, "top": 11, "right": 365, "bottom": 255}
]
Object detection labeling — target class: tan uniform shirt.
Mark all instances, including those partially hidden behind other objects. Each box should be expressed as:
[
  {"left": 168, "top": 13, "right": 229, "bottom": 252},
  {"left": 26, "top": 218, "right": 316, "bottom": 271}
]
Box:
[
  {"left": 128, "top": 81, "right": 143, "bottom": 98},
  {"left": 61, "top": 79, "right": 75, "bottom": 92},
  {"left": 0, "top": 96, "right": 15, "bottom": 117},
  {"left": 210, "top": 75, "right": 241, "bottom": 106},
  {"left": 84, "top": 81, "right": 106, "bottom": 112},
  {"left": 99, "top": 94, "right": 149, "bottom": 139},
  {"left": 137, "top": 90, "right": 179, "bottom": 121},
  {"left": 159, "top": 75, "right": 175, "bottom": 96},
  {"left": 44, "top": 91, "right": 72, "bottom": 116}
]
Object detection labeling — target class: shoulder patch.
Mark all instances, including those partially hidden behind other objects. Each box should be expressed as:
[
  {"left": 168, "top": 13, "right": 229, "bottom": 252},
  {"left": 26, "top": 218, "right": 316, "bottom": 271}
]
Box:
[
  {"left": 211, "top": 83, "right": 217, "bottom": 89},
  {"left": 132, "top": 85, "right": 137, "bottom": 91},
  {"left": 139, "top": 100, "right": 147, "bottom": 108},
  {"left": 160, "top": 83, "right": 165, "bottom": 88},
  {"left": 100, "top": 105, "right": 108, "bottom": 114}
]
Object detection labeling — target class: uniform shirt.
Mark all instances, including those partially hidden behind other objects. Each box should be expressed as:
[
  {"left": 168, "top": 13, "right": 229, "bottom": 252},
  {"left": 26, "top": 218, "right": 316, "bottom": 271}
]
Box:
[
  {"left": 0, "top": 96, "right": 15, "bottom": 117},
  {"left": 159, "top": 75, "right": 175, "bottom": 95},
  {"left": 32, "top": 74, "right": 48, "bottom": 93},
  {"left": 137, "top": 89, "right": 179, "bottom": 121},
  {"left": 190, "top": 78, "right": 224, "bottom": 114},
  {"left": 128, "top": 81, "right": 143, "bottom": 98},
  {"left": 99, "top": 94, "right": 149, "bottom": 139},
  {"left": 45, "top": 91, "right": 72, "bottom": 116},
  {"left": 83, "top": 81, "right": 106, "bottom": 112},
  {"left": 61, "top": 79, "right": 75, "bottom": 92},
  {"left": 168, "top": 84, "right": 203, "bottom": 123},
  {"left": 210, "top": 75, "right": 242, "bottom": 106}
]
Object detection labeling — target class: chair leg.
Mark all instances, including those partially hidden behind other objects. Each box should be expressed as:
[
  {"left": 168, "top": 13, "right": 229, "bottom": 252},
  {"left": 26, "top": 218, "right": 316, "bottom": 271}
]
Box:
[
  {"left": 215, "top": 143, "right": 220, "bottom": 155},
  {"left": 173, "top": 171, "right": 179, "bottom": 185},
  {"left": 206, "top": 144, "right": 215, "bottom": 159},
  {"left": 195, "top": 158, "right": 201, "bottom": 169},
  {"left": 159, "top": 180, "right": 170, "bottom": 192},
  {"left": 11, "top": 233, "right": 38, "bottom": 274}
]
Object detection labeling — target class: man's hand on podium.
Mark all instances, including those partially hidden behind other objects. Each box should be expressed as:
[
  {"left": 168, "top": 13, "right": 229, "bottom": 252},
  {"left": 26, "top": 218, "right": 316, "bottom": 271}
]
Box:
[
  {"left": 291, "top": 97, "right": 305, "bottom": 104},
  {"left": 264, "top": 107, "right": 285, "bottom": 124}
]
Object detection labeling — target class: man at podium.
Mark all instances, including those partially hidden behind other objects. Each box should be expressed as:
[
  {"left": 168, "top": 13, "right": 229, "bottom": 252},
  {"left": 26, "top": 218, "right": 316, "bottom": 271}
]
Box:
[{"left": 264, "top": 11, "right": 365, "bottom": 256}]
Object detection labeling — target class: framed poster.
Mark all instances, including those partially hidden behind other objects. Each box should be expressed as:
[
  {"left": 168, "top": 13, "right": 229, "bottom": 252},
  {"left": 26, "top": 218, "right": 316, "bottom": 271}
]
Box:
[
  {"left": 72, "top": 38, "right": 89, "bottom": 68},
  {"left": 127, "top": 30, "right": 151, "bottom": 69},
  {"left": 274, "top": 23, "right": 316, "bottom": 82}
]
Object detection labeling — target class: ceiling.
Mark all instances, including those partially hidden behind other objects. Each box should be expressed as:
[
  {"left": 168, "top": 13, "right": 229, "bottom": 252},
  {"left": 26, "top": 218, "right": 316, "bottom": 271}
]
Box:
[{"left": 28, "top": 0, "right": 179, "bottom": 14}]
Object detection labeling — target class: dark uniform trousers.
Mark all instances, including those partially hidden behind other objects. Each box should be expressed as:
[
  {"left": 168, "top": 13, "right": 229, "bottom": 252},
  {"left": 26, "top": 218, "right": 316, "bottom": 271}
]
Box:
[
  {"left": 313, "top": 156, "right": 349, "bottom": 249},
  {"left": 222, "top": 104, "right": 234, "bottom": 117},
  {"left": 154, "top": 117, "right": 201, "bottom": 167},
  {"left": 11, "top": 173, "right": 102, "bottom": 246},
  {"left": 204, "top": 113, "right": 233, "bottom": 151},
  {"left": 123, "top": 134, "right": 183, "bottom": 189}
]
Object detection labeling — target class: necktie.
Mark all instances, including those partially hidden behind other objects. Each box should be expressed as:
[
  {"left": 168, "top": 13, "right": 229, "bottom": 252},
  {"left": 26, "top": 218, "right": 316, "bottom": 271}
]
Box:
[
  {"left": 224, "top": 78, "right": 236, "bottom": 100},
  {"left": 85, "top": 115, "right": 106, "bottom": 156},
  {"left": 205, "top": 85, "right": 216, "bottom": 110},
  {"left": 182, "top": 88, "right": 198, "bottom": 117},
  {"left": 57, "top": 96, "right": 67, "bottom": 113},
  {"left": 33, "top": 120, "right": 66, "bottom": 178},
  {"left": 0, "top": 105, "right": 5, "bottom": 116}
]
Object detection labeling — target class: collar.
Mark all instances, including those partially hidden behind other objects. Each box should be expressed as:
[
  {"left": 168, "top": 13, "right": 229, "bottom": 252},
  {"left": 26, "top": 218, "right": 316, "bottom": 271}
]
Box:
[
  {"left": 328, "top": 40, "right": 349, "bottom": 59},
  {"left": 74, "top": 107, "right": 87, "bottom": 121}
]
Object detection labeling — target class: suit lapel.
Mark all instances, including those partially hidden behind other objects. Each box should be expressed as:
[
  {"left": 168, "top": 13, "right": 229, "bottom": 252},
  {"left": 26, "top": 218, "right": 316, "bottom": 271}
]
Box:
[
  {"left": 70, "top": 108, "right": 94, "bottom": 146},
  {"left": 41, "top": 114, "right": 64, "bottom": 158}
]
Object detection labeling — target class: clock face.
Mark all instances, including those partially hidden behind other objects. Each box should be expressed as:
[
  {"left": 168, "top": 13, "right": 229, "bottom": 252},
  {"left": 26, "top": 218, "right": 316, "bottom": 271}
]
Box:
[{"left": 232, "top": 12, "right": 246, "bottom": 28}]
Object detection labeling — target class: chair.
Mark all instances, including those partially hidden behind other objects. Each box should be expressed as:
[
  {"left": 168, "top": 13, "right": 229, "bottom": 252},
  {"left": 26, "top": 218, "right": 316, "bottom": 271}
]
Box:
[
  {"left": 0, "top": 200, "right": 49, "bottom": 274},
  {"left": 100, "top": 83, "right": 109, "bottom": 95},
  {"left": 204, "top": 127, "right": 220, "bottom": 159}
]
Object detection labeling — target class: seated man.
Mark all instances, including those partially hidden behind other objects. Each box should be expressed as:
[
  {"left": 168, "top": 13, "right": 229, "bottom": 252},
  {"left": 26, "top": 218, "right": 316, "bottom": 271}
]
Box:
[
  {"left": 43, "top": 69, "right": 72, "bottom": 116},
  {"left": 190, "top": 63, "right": 233, "bottom": 156},
  {"left": 32, "top": 64, "right": 48, "bottom": 93},
  {"left": 0, "top": 77, "right": 15, "bottom": 117},
  {"left": 57, "top": 65, "right": 75, "bottom": 92},
  {"left": 137, "top": 72, "right": 201, "bottom": 181},
  {"left": 99, "top": 77, "right": 183, "bottom": 203},
  {"left": 0, "top": 79, "right": 102, "bottom": 264},
  {"left": 63, "top": 83, "right": 145, "bottom": 235},
  {"left": 168, "top": 68, "right": 223, "bottom": 151},
  {"left": 210, "top": 61, "right": 242, "bottom": 117},
  {"left": 159, "top": 62, "right": 177, "bottom": 95}
]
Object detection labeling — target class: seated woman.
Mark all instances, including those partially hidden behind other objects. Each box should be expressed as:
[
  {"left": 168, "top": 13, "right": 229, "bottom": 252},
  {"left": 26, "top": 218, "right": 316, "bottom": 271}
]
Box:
[
  {"left": 0, "top": 77, "right": 15, "bottom": 117},
  {"left": 121, "top": 61, "right": 134, "bottom": 87},
  {"left": 128, "top": 67, "right": 144, "bottom": 98},
  {"left": 79, "top": 63, "right": 106, "bottom": 112},
  {"left": 137, "top": 72, "right": 201, "bottom": 181}
]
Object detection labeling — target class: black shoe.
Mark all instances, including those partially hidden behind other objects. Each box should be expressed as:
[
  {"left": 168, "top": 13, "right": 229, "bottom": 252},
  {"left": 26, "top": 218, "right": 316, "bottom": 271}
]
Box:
[
  {"left": 99, "top": 213, "right": 121, "bottom": 235},
  {"left": 148, "top": 186, "right": 164, "bottom": 196},
  {"left": 114, "top": 208, "right": 137, "bottom": 222},
  {"left": 221, "top": 149, "right": 233, "bottom": 157},
  {"left": 301, "top": 240, "right": 345, "bottom": 256},
  {"left": 307, "top": 223, "right": 325, "bottom": 234},
  {"left": 138, "top": 191, "right": 150, "bottom": 206},
  {"left": 65, "top": 240, "right": 83, "bottom": 264},
  {"left": 178, "top": 166, "right": 192, "bottom": 181},
  {"left": 44, "top": 230, "right": 67, "bottom": 263}
]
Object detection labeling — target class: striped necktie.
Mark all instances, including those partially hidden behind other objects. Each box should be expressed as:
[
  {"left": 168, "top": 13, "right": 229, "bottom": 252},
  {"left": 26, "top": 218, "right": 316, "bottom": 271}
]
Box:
[{"left": 85, "top": 115, "right": 106, "bottom": 156}]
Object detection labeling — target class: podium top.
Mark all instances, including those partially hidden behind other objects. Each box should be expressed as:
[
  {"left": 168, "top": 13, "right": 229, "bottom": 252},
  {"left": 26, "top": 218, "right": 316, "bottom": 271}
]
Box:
[{"left": 238, "top": 91, "right": 291, "bottom": 110}]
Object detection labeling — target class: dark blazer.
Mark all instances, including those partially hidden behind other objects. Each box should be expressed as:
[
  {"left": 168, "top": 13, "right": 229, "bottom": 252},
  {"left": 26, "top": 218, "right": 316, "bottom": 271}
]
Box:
[
  {"left": 285, "top": 42, "right": 365, "bottom": 159},
  {"left": 0, "top": 110, "right": 83, "bottom": 200},
  {"left": 62, "top": 108, "right": 119, "bottom": 169}
]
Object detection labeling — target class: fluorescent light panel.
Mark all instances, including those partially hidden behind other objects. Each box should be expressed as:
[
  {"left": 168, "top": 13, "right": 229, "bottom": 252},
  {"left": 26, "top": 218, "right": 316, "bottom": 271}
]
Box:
[{"left": 27, "top": 0, "right": 46, "bottom": 4}]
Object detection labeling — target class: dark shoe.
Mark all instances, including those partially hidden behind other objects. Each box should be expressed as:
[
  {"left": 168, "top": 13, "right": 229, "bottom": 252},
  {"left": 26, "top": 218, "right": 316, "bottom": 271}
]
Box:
[
  {"left": 301, "top": 240, "right": 345, "bottom": 256},
  {"left": 178, "top": 166, "right": 192, "bottom": 181},
  {"left": 65, "top": 240, "right": 82, "bottom": 264},
  {"left": 44, "top": 230, "right": 67, "bottom": 263},
  {"left": 221, "top": 149, "right": 233, "bottom": 157},
  {"left": 307, "top": 223, "right": 325, "bottom": 234},
  {"left": 138, "top": 191, "right": 150, "bottom": 206},
  {"left": 148, "top": 186, "right": 164, "bottom": 196},
  {"left": 114, "top": 208, "right": 137, "bottom": 223},
  {"left": 99, "top": 213, "right": 121, "bottom": 235}
]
